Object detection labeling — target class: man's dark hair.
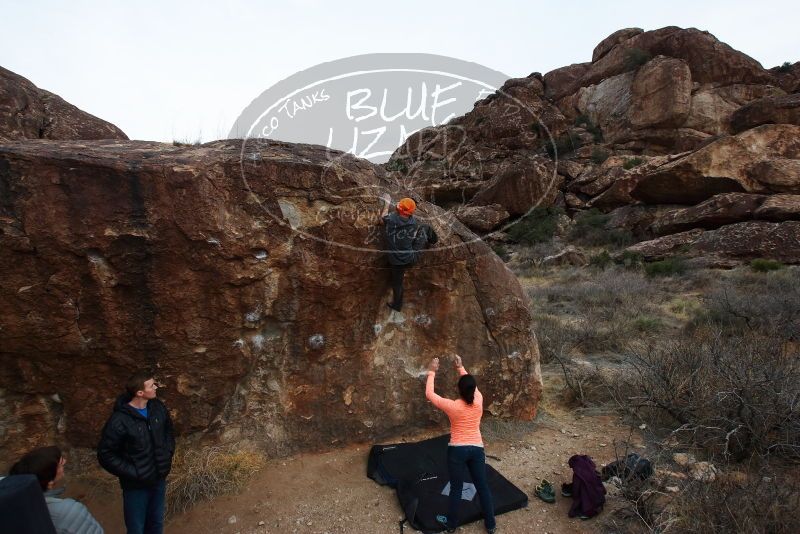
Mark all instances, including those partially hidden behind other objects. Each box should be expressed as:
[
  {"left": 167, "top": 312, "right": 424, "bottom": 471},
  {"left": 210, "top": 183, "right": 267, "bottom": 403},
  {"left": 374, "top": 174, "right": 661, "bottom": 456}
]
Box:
[
  {"left": 126, "top": 371, "right": 153, "bottom": 398},
  {"left": 9, "top": 446, "right": 62, "bottom": 491},
  {"left": 458, "top": 374, "right": 477, "bottom": 405}
]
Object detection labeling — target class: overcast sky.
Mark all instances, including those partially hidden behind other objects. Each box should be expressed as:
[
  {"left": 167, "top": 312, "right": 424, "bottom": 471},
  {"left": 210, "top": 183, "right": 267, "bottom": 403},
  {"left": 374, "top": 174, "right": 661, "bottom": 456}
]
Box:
[{"left": 2, "top": 0, "right": 797, "bottom": 143}]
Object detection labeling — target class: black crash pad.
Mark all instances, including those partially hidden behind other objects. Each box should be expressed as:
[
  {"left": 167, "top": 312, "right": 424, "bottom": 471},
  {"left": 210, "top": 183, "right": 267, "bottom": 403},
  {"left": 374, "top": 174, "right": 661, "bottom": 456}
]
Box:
[{"left": 368, "top": 434, "right": 528, "bottom": 533}]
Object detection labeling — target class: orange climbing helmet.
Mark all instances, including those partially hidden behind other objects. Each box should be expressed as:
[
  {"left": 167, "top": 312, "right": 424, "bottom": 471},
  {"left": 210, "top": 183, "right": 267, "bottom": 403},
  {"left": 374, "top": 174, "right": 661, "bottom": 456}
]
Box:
[{"left": 397, "top": 197, "right": 416, "bottom": 216}]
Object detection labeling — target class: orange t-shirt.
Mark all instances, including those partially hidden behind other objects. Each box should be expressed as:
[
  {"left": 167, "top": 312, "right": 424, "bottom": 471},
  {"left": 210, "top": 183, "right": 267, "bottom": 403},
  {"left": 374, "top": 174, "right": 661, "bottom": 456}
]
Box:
[{"left": 425, "top": 366, "right": 484, "bottom": 446}]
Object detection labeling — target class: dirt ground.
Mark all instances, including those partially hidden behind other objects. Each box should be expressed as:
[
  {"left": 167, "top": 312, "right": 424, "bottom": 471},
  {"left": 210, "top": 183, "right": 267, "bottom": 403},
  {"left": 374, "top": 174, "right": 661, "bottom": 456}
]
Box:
[{"left": 69, "top": 363, "right": 642, "bottom": 534}]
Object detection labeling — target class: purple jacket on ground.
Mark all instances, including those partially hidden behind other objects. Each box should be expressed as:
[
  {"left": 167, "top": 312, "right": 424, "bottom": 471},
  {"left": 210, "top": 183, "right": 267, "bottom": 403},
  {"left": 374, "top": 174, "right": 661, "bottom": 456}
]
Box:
[{"left": 568, "top": 455, "right": 606, "bottom": 518}]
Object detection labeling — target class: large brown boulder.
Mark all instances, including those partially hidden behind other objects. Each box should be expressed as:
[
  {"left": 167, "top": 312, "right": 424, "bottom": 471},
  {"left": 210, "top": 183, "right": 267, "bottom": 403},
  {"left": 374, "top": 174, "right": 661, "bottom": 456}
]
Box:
[
  {"left": 612, "top": 128, "right": 712, "bottom": 154},
  {"left": 574, "top": 71, "right": 635, "bottom": 143},
  {"left": 586, "top": 174, "right": 641, "bottom": 209},
  {"left": 470, "top": 158, "right": 562, "bottom": 216},
  {"left": 730, "top": 93, "right": 800, "bottom": 133},
  {"left": 556, "top": 27, "right": 770, "bottom": 114},
  {"left": 625, "top": 221, "right": 800, "bottom": 266},
  {"left": 579, "top": 155, "right": 674, "bottom": 210},
  {"left": 543, "top": 62, "right": 591, "bottom": 101},
  {"left": 628, "top": 57, "right": 692, "bottom": 130},
  {"left": 651, "top": 192, "right": 800, "bottom": 236},
  {"left": 556, "top": 160, "right": 585, "bottom": 180},
  {"left": 606, "top": 204, "right": 682, "bottom": 239},
  {"left": 569, "top": 58, "right": 773, "bottom": 151},
  {"left": 455, "top": 204, "right": 510, "bottom": 232},
  {"left": 631, "top": 124, "right": 800, "bottom": 204},
  {"left": 582, "top": 27, "right": 772, "bottom": 89},
  {"left": 569, "top": 57, "right": 724, "bottom": 152},
  {"left": 769, "top": 61, "right": 800, "bottom": 93},
  {"left": 547, "top": 27, "right": 775, "bottom": 153},
  {"left": 0, "top": 139, "right": 542, "bottom": 459},
  {"left": 748, "top": 158, "right": 800, "bottom": 192},
  {"left": 592, "top": 28, "right": 644, "bottom": 62},
  {"left": 649, "top": 193, "right": 767, "bottom": 235},
  {"left": 686, "top": 84, "right": 785, "bottom": 135},
  {"left": 0, "top": 66, "right": 128, "bottom": 141},
  {"left": 624, "top": 228, "right": 704, "bottom": 260},
  {"left": 568, "top": 162, "right": 627, "bottom": 197},
  {"left": 754, "top": 195, "right": 800, "bottom": 221}
]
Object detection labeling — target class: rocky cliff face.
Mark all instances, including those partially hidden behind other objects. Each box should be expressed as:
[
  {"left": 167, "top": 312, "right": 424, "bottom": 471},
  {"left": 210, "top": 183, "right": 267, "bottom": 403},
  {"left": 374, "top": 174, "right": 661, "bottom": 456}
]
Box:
[
  {"left": 0, "top": 66, "right": 128, "bottom": 142},
  {"left": 386, "top": 26, "right": 800, "bottom": 266},
  {"left": 0, "top": 139, "right": 541, "bottom": 459}
]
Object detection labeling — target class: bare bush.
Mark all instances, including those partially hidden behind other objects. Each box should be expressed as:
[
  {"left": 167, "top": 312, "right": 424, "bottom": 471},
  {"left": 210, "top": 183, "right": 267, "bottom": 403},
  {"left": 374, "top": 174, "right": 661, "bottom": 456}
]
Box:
[
  {"left": 617, "top": 331, "right": 800, "bottom": 461},
  {"left": 696, "top": 266, "right": 800, "bottom": 339},
  {"left": 520, "top": 241, "right": 563, "bottom": 262},
  {"left": 507, "top": 206, "right": 563, "bottom": 245},
  {"left": 507, "top": 242, "right": 559, "bottom": 277},
  {"left": 670, "top": 468, "right": 800, "bottom": 534},
  {"left": 604, "top": 465, "right": 800, "bottom": 534},
  {"left": 166, "top": 445, "right": 265, "bottom": 518},
  {"left": 530, "top": 268, "right": 662, "bottom": 355},
  {"left": 557, "top": 359, "right": 617, "bottom": 406},
  {"left": 569, "top": 208, "right": 634, "bottom": 248},
  {"left": 533, "top": 314, "right": 580, "bottom": 363},
  {"left": 529, "top": 268, "right": 658, "bottom": 313},
  {"left": 535, "top": 312, "right": 635, "bottom": 359},
  {"left": 604, "top": 480, "right": 674, "bottom": 534}
]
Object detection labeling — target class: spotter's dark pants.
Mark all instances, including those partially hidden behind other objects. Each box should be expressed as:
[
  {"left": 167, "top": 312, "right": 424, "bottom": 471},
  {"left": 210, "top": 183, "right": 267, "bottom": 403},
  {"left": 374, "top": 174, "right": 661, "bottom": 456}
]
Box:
[{"left": 446, "top": 445, "right": 496, "bottom": 531}]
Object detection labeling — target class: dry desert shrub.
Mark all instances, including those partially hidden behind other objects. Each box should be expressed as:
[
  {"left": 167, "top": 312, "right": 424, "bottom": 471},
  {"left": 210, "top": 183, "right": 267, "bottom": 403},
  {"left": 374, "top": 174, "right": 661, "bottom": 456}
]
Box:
[
  {"left": 569, "top": 208, "right": 634, "bottom": 248},
  {"left": 530, "top": 267, "right": 664, "bottom": 359},
  {"left": 670, "top": 469, "right": 800, "bottom": 534},
  {"left": 558, "top": 360, "right": 618, "bottom": 407},
  {"left": 165, "top": 445, "right": 266, "bottom": 518},
  {"left": 529, "top": 267, "right": 658, "bottom": 311},
  {"left": 616, "top": 331, "right": 800, "bottom": 461},
  {"left": 693, "top": 266, "right": 800, "bottom": 339},
  {"left": 604, "top": 466, "right": 800, "bottom": 534}
]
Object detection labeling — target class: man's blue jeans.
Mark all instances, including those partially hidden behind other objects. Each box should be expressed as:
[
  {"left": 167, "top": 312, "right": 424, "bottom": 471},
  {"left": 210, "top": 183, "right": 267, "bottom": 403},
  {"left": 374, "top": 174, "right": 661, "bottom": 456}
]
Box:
[
  {"left": 446, "top": 445, "right": 496, "bottom": 530},
  {"left": 122, "top": 478, "right": 166, "bottom": 534}
]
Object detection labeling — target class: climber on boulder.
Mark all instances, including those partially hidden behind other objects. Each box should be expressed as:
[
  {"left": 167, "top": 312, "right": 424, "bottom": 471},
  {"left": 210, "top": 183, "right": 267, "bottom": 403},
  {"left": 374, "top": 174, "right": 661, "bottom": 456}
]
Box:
[{"left": 378, "top": 193, "right": 438, "bottom": 312}]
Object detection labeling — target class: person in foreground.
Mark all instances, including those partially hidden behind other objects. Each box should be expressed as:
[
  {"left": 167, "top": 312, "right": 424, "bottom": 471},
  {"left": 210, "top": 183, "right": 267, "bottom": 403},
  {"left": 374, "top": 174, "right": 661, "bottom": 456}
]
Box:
[
  {"left": 97, "top": 372, "right": 175, "bottom": 534},
  {"left": 425, "top": 354, "right": 496, "bottom": 533},
  {"left": 9, "top": 445, "right": 104, "bottom": 533}
]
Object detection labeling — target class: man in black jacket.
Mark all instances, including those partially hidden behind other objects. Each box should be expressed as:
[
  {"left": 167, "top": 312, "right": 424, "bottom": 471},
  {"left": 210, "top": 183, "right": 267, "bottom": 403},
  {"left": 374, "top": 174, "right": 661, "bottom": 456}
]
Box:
[{"left": 98, "top": 371, "right": 175, "bottom": 534}]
